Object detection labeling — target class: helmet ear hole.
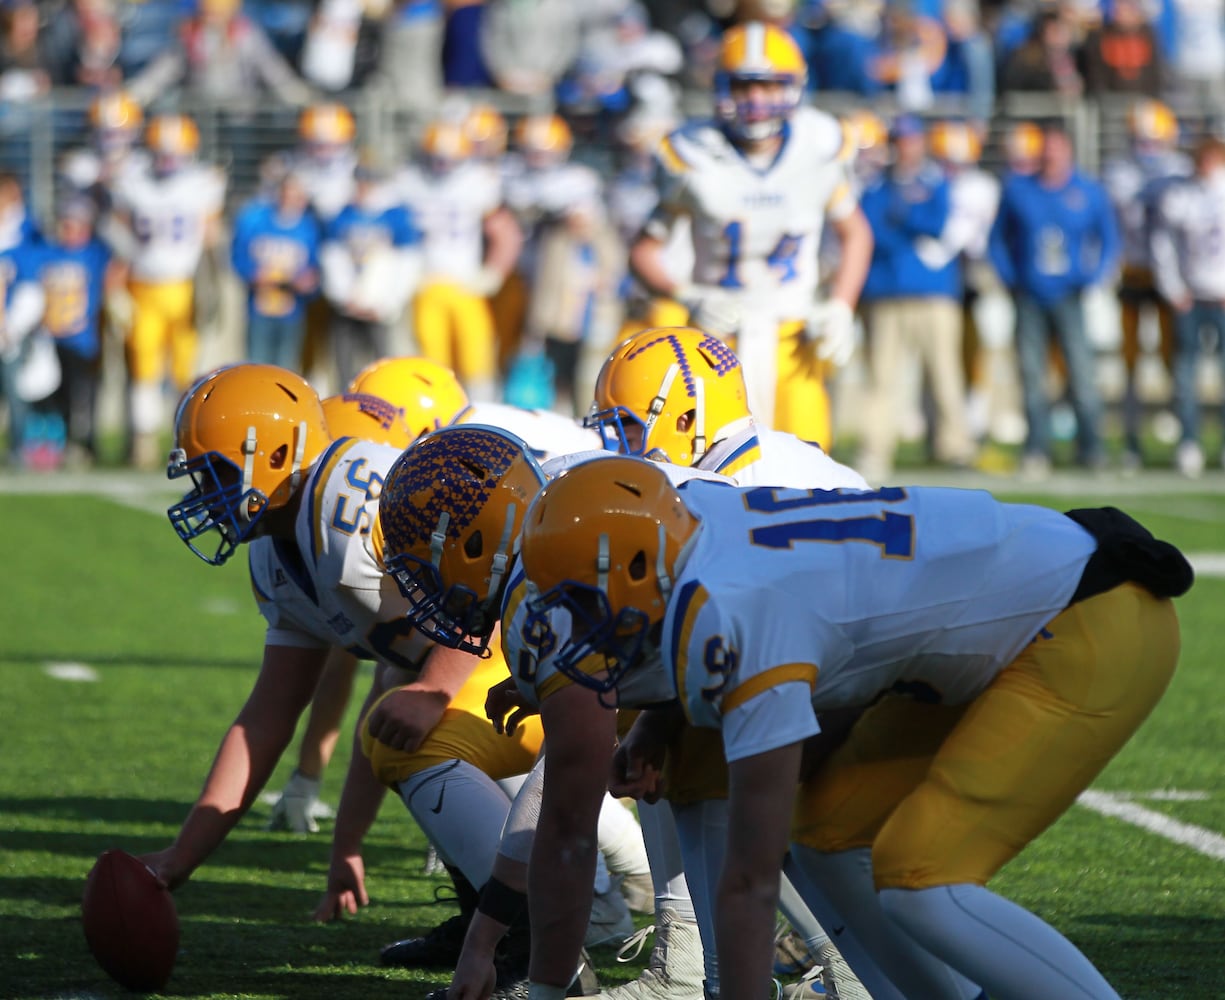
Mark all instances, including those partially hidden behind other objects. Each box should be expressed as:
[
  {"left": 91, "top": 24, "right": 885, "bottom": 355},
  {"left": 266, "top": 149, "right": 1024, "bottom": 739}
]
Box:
[
  {"left": 269, "top": 443, "right": 288, "bottom": 470},
  {"left": 464, "top": 530, "right": 483, "bottom": 560},
  {"left": 628, "top": 550, "right": 648, "bottom": 582}
]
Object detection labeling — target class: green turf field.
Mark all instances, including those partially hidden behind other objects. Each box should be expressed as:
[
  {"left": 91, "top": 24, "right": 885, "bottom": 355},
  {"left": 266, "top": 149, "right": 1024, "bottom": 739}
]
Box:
[{"left": 1, "top": 475, "right": 1223, "bottom": 999}]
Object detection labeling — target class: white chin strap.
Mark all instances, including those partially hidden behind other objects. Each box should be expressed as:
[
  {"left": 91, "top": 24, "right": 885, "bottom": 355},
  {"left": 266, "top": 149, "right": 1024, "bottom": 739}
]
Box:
[
  {"left": 486, "top": 502, "right": 517, "bottom": 603},
  {"left": 692, "top": 378, "right": 707, "bottom": 462},
  {"left": 239, "top": 425, "right": 258, "bottom": 522},
  {"left": 430, "top": 511, "right": 451, "bottom": 569},
  {"left": 597, "top": 533, "right": 611, "bottom": 592},
  {"left": 288, "top": 420, "right": 308, "bottom": 493},
  {"left": 648, "top": 362, "right": 707, "bottom": 462},
  {"left": 656, "top": 523, "right": 674, "bottom": 605},
  {"left": 643, "top": 363, "right": 678, "bottom": 451}
]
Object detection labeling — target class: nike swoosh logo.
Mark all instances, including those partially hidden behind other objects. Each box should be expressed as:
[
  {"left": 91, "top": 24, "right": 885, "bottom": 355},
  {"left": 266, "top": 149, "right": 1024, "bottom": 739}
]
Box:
[{"left": 430, "top": 781, "right": 447, "bottom": 815}]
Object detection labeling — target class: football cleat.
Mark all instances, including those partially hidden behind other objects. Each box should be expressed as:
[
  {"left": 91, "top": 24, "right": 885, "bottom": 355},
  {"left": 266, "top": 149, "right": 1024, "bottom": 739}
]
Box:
[
  {"left": 380, "top": 912, "right": 470, "bottom": 968},
  {"left": 595, "top": 907, "right": 705, "bottom": 1000}
]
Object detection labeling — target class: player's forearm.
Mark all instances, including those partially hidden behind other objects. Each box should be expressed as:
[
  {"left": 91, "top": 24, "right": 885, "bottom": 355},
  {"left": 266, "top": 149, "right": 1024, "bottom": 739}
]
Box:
[
  {"left": 715, "top": 859, "right": 782, "bottom": 1000},
  {"left": 628, "top": 236, "right": 679, "bottom": 297},
  {"left": 483, "top": 207, "right": 523, "bottom": 278},
  {"left": 829, "top": 207, "right": 873, "bottom": 308},
  {"left": 528, "top": 819, "right": 598, "bottom": 987},
  {"left": 170, "top": 721, "right": 289, "bottom": 879},
  {"left": 330, "top": 682, "right": 390, "bottom": 859}
]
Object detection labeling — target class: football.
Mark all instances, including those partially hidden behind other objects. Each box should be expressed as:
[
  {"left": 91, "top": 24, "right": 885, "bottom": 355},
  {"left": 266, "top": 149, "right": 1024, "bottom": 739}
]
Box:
[{"left": 82, "top": 849, "right": 179, "bottom": 992}]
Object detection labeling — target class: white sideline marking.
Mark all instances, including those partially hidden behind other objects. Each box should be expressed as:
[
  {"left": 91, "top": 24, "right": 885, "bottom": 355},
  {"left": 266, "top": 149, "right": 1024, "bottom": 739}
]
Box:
[
  {"left": 1141, "top": 790, "right": 1210, "bottom": 801},
  {"left": 43, "top": 662, "right": 99, "bottom": 682},
  {"left": 1187, "top": 552, "right": 1225, "bottom": 578},
  {"left": 1077, "top": 790, "right": 1225, "bottom": 860}
]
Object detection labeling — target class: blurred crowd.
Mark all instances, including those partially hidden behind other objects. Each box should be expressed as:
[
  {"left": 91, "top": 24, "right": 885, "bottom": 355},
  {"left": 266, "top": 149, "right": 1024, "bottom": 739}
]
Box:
[
  {"left": 0, "top": 0, "right": 1224, "bottom": 480},
  {"left": 1, "top": 0, "right": 1223, "bottom": 113}
]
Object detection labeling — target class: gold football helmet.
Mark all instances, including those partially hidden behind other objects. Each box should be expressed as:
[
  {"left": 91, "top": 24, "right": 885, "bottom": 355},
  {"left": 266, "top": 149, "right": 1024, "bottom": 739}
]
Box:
[
  {"left": 1128, "top": 98, "right": 1178, "bottom": 150},
  {"left": 167, "top": 364, "right": 330, "bottom": 565},
  {"left": 520, "top": 456, "right": 699, "bottom": 695},
  {"left": 715, "top": 21, "right": 807, "bottom": 142},
  {"left": 515, "top": 114, "right": 573, "bottom": 167},
  {"left": 89, "top": 91, "right": 143, "bottom": 151},
  {"left": 586, "top": 327, "right": 751, "bottom": 466},
  {"left": 299, "top": 102, "right": 356, "bottom": 146},
  {"left": 421, "top": 119, "right": 473, "bottom": 171},
  {"left": 1005, "top": 121, "right": 1043, "bottom": 174},
  {"left": 348, "top": 356, "right": 470, "bottom": 441},
  {"left": 465, "top": 103, "right": 508, "bottom": 160},
  {"left": 379, "top": 424, "right": 546, "bottom": 654},
  {"left": 146, "top": 114, "right": 200, "bottom": 158},
  {"left": 928, "top": 120, "right": 982, "bottom": 166},
  {"left": 322, "top": 392, "right": 413, "bottom": 448}
]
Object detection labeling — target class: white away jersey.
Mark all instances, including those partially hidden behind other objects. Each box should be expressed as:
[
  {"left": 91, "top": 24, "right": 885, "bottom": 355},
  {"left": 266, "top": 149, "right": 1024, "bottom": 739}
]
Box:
[
  {"left": 457, "top": 401, "right": 600, "bottom": 462},
  {"left": 1151, "top": 172, "right": 1225, "bottom": 302},
  {"left": 663, "top": 483, "right": 1096, "bottom": 761},
  {"left": 248, "top": 437, "right": 433, "bottom": 673},
  {"left": 647, "top": 108, "right": 856, "bottom": 317},
  {"left": 112, "top": 162, "right": 226, "bottom": 282},
  {"left": 1102, "top": 150, "right": 1192, "bottom": 269},
  {"left": 698, "top": 425, "right": 869, "bottom": 490},
  {"left": 398, "top": 162, "right": 501, "bottom": 285},
  {"left": 915, "top": 167, "right": 1001, "bottom": 270}
]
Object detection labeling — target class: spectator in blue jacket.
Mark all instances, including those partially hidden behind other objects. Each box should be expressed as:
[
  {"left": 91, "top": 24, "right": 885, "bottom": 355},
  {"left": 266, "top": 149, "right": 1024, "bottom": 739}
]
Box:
[
  {"left": 857, "top": 113, "right": 975, "bottom": 484},
  {"left": 319, "top": 160, "right": 421, "bottom": 386},
  {"left": 30, "top": 195, "right": 114, "bottom": 467},
  {"left": 989, "top": 122, "right": 1121, "bottom": 476},
  {"left": 231, "top": 168, "right": 321, "bottom": 370}
]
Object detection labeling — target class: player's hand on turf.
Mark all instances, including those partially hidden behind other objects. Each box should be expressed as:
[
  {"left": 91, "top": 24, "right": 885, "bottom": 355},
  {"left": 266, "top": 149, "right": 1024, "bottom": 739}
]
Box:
[
  {"left": 312, "top": 853, "right": 368, "bottom": 922},
  {"left": 137, "top": 847, "right": 186, "bottom": 892},
  {"left": 446, "top": 946, "right": 498, "bottom": 1000},
  {"left": 485, "top": 677, "right": 538, "bottom": 736},
  {"left": 365, "top": 686, "right": 449, "bottom": 754}
]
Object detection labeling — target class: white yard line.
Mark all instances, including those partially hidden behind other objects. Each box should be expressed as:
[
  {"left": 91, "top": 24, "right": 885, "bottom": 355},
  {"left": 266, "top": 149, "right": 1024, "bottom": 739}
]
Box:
[
  {"left": 43, "top": 662, "right": 99, "bottom": 682},
  {"left": 1077, "top": 790, "right": 1225, "bottom": 861},
  {"left": 1186, "top": 552, "right": 1225, "bottom": 578}
]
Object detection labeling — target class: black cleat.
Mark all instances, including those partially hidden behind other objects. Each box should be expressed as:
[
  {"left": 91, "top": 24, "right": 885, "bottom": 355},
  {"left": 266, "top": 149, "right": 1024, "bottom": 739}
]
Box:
[{"left": 380, "top": 912, "right": 470, "bottom": 968}]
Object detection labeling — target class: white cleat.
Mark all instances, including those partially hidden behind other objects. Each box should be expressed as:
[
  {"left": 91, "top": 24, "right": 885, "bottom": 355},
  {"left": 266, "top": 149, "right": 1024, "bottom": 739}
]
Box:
[{"left": 596, "top": 907, "right": 705, "bottom": 999}]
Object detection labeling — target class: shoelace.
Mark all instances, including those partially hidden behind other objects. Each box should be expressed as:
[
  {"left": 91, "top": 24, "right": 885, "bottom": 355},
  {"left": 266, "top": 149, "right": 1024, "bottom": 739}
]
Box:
[{"left": 615, "top": 924, "right": 655, "bottom": 963}]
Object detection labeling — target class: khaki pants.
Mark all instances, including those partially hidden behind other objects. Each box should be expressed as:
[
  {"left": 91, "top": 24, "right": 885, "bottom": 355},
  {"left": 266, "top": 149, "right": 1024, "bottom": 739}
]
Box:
[{"left": 860, "top": 295, "right": 973, "bottom": 476}]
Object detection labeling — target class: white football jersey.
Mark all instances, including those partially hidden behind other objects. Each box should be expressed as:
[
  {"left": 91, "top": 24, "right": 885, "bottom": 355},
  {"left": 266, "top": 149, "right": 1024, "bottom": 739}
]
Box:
[
  {"left": 1102, "top": 150, "right": 1192, "bottom": 269},
  {"left": 915, "top": 167, "right": 1001, "bottom": 270},
  {"left": 698, "top": 425, "right": 869, "bottom": 490},
  {"left": 398, "top": 161, "right": 501, "bottom": 285},
  {"left": 503, "top": 158, "right": 603, "bottom": 226},
  {"left": 457, "top": 401, "right": 601, "bottom": 462},
  {"left": 294, "top": 149, "right": 357, "bottom": 224},
  {"left": 248, "top": 437, "right": 433, "bottom": 674},
  {"left": 647, "top": 108, "right": 857, "bottom": 318},
  {"left": 112, "top": 162, "right": 225, "bottom": 281},
  {"left": 1152, "top": 172, "right": 1225, "bottom": 302},
  {"left": 662, "top": 483, "right": 1096, "bottom": 761}
]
